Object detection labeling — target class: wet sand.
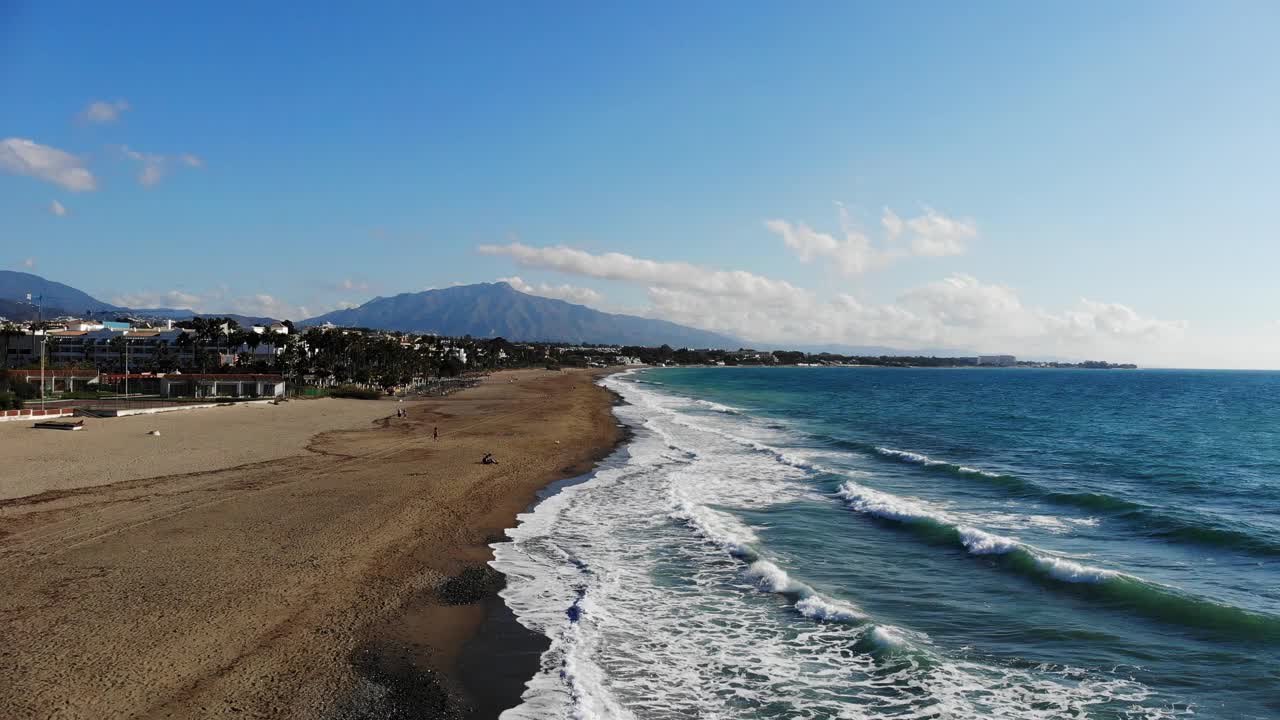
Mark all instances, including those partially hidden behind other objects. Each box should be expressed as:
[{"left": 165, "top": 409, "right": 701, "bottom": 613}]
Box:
[{"left": 0, "top": 368, "right": 620, "bottom": 719}]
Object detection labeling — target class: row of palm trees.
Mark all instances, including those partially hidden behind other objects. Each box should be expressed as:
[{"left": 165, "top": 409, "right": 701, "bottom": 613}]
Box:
[{"left": 288, "top": 329, "right": 545, "bottom": 387}]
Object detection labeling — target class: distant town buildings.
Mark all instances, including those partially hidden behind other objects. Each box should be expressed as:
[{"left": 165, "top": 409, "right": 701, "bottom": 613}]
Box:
[{"left": 0, "top": 310, "right": 1136, "bottom": 408}]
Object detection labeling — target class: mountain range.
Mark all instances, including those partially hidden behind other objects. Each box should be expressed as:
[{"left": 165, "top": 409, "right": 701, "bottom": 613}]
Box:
[
  {"left": 0, "top": 271, "right": 281, "bottom": 328},
  {"left": 0, "top": 271, "right": 739, "bottom": 348},
  {"left": 1, "top": 270, "right": 988, "bottom": 355},
  {"left": 0, "top": 270, "right": 121, "bottom": 316},
  {"left": 300, "top": 282, "right": 739, "bottom": 347}
]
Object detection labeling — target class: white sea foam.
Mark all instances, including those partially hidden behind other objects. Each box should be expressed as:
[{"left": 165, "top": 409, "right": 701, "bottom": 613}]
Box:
[
  {"left": 693, "top": 398, "right": 740, "bottom": 414},
  {"left": 868, "top": 624, "right": 912, "bottom": 650},
  {"left": 1033, "top": 554, "right": 1121, "bottom": 583},
  {"left": 875, "top": 446, "right": 1003, "bottom": 478},
  {"left": 957, "top": 526, "right": 1021, "bottom": 555},
  {"left": 836, "top": 481, "right": 949, "bottom": 525},
  {"left": 876, "top": 446, "right": 933, "bottom": 464},
  {"left": 836, "top": 480, "right": 1132, "bottom": 584},
  {"left": 745, "top": 559, "right": 794, "bottom": 593},
  {"left": 670, "top": 494, "right": 758, "bottom": 557},
  {"left": 494, "top": 371, "right": 1175, "bottom": 719},
  {"left": 794, "top": 594, "right": 866, "bottom": 623}
]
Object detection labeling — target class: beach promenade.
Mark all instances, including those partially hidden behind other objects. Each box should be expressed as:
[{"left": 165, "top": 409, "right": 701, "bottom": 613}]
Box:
[{"left": 0, "top": 368, "right": 619, "bottom": 719}]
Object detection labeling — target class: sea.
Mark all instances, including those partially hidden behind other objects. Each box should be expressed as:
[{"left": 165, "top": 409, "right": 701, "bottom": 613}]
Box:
[{"left": 491, "top": 367, "right": 1280, "bottom": 719}]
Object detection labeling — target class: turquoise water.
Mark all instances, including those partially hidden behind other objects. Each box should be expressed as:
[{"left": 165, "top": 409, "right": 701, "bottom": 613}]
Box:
[{"left": 495, "top": 368, "right": 1280, "bottom": 719}]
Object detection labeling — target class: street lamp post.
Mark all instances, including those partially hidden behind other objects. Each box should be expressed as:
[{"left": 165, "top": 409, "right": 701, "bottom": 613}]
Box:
[{"left": 39, "top": 334, "right": 46, "bottom": 410}]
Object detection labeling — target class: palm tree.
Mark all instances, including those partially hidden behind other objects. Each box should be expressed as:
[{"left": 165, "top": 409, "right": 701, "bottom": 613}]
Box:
[
  {"left": 174, "top": 331, "right": 195, "bottom": 370},
  {"left": 0, "top": 323, "right": 25, "bottom": 370}
]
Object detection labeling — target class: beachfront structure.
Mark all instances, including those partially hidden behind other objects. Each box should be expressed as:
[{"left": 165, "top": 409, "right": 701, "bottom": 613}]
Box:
[
  {"left": 977, "top": 355, "right": 1017, "bottom": 367},
  {"left": 3, "top": 327, "right": 286, "bottom": 370},
  {"left": 159, "top": 373, "right": 286, "bottom": 399},
  {"left": 4, "top": 329, "right": 198, "bottom": 369},
  {"left": 5, "top": 368, "right": 283, "bottom": 398},
  {"left": 6, "top": 368, "right": 103, "bottom": 394}
]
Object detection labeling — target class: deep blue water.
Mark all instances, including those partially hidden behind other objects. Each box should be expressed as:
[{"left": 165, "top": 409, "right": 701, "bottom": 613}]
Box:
[{"left": 496, "top": 368, "right": 1280, "bottom": 719}]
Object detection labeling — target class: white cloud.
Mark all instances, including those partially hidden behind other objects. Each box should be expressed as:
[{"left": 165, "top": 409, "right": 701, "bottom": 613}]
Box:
[
  {"left": 767, "top": 204, "right": 974, "bottom": 274},
  {"left": 480, "top": 239, "right": 1180, "bottom": 360},
  {"left": 111, "top": 289, "right": 308, "bottom": 320},
  {"left": 642, "top": 271, "right": 1182, "bottom": 357},
  {"left": 901, "top": 207, "right": 976, "bottom": 257},
  {"left": 766, "top": 206, "right": 889, "bottom": 275},
  {"left": 23, "top": 257, "right": 36, "bottom": 269},
  {"left": 499, "top": 276, "right": 605, "bottom": 306},
  {"left": 117, "top": 145, "right": 203, "bottom": 187},
  {"left": 49, "top": 200, "right": 67, "bottom": 217},
  {"left": 479, "top": 242, "right": 810, "bottom": 306},
  {"left": 0, "top": 138, "right": 97, "bottom": 191},
  {"left": 225, "top": 294, "right": 304, "bottom": 319},
  {"left": 881, "top": 207, "right": 904, "bottom": 239},
  {"left": 139, "top": 164, "right": 164, "bottom": 186},
  {"left": 1063, "top": 299, "right": 1187, "bottom": 342},
  {"left": 337, "top": 278, "right": 370, "bottom": 292},
  {"left": 112, "top": 290, "right": 204, "bottom": 310},
  {"left": 80, "top": 99, "right": 130, "bottom": 124}
]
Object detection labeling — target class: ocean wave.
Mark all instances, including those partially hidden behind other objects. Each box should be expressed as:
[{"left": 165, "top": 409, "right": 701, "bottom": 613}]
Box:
[
  {"left": 669, "top": 497, "right": 758, "bottom": 559},
  {"left": 874, "top": 446, "right": 1005, "bottom": 479},
  {"left": 836, "top": 480, "right": 1280, "bottom": 640},
  {"left": 869, "top": 445, "right": 1280, "bottom": 557},
  {"left": 671, "top": 487, "right": 867, "bottom": 626},
  {"left": 662, "top": 413, "right": 820, "bottom": 472},
  {"left": 500, "top": 375, "right": 1193, "bottom": 719},
  {"left": 867, "top": 624, "right": 912, "bottom": 650},
  {"left": 693, "top": 398, "right": 741, "bottom": 414}
]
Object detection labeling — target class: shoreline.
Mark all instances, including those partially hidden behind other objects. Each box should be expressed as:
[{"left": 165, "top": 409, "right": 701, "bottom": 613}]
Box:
[
  {"left": 347, "top": 382, "right": 631, "bottom": 719},
  {"left": 456, "top": 390, "right": 633, "bottom": 718},
  {"left": 0, "top": 367, "right": 622, "bottom": 719}
]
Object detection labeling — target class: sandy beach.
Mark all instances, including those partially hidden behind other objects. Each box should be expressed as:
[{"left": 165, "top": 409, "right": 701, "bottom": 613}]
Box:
[
  {"left": 0, "top": 368, "right": 620, "bottom": 719},
  {"left": 0, "top": 397, "right": 397, "bottom": 502}
]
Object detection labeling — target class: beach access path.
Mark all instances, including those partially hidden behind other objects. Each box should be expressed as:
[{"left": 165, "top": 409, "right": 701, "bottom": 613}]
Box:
[{"left": 0, "top": 368, "right": 620, "bottom": 719}]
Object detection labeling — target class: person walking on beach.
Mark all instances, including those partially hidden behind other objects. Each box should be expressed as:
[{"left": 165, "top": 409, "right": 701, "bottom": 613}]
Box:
[{"left": 433, "top": 426, "right": 438, "bottom": 441}]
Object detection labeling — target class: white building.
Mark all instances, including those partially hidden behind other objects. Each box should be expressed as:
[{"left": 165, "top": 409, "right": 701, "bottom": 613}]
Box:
[
  {"left": 159, "top": 373, "right": 286, "bottom": 398},
  {"left": 252, "top": 322, "right": 290, "bottom": 335}
]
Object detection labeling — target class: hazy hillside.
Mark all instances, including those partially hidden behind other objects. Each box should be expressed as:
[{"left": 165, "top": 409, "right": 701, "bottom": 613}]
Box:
[
  {"left": 0, "top": 270, "right": 120, "bottom": 314},
  {"left": 302, "top": 282, "right": 739, "bottom": 348}
]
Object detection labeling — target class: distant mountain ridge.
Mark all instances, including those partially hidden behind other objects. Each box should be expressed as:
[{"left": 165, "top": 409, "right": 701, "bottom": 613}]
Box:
[
  {"left": 0, "top": 270, "right": 121, "bottom": 315},
  {"left": 1, "top": 271, "right": 1027, "bottom": 357},
  {"left": 301, "top": 282, "right": 740, "bottom": 348},
  {"left": 0, "top": 270, "right": 277, "bottom": 327}
]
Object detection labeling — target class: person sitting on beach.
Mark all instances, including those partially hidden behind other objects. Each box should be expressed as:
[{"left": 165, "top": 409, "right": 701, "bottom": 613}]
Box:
[{"left": 481, "top": 453, "right": 498, "bottom": 465}]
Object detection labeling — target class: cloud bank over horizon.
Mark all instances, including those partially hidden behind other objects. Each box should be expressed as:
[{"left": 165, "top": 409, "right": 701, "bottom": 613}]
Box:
[{"left": 477, "top": 212, "right": 1197, "bottom": 363}]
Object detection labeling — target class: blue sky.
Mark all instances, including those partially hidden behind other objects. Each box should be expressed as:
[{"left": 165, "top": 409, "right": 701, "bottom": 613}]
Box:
[{"left": 3, "top": 2, "right": 1278, "bottom": 367}]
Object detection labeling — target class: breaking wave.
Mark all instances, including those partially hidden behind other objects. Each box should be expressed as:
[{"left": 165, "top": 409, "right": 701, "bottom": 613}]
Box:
[
  {"left": 836, "top": 480, "right": 1280, "bottom": 640},
  {"left": 869, "top": 446, "right": 1280, "bottom": 557}
]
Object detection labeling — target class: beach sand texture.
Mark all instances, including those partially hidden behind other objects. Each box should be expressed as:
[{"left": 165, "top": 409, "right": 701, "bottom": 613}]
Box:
[
  {"left": 0, "top": 368, "right": 619, "bottom": 719},
  {"left": 0, "top": 397, "right": 395, "bottom": 502}
]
